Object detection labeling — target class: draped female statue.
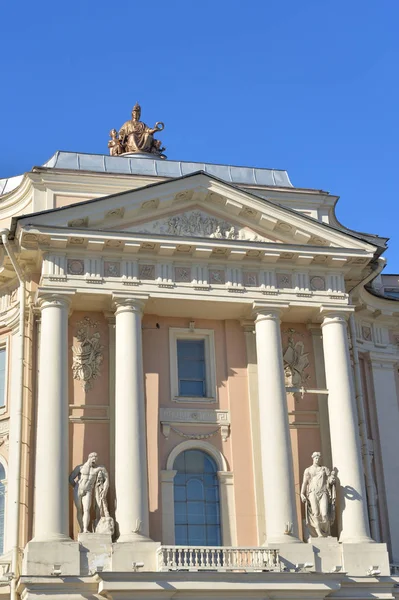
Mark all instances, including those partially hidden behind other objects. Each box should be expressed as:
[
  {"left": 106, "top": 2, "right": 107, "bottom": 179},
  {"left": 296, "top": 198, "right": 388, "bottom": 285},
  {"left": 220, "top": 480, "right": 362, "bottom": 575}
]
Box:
[
  {"left": 108, "top": 103, "right": 166, "bottom": 158},
  {"left": 301, "top": 451, "right": 337, "bottom": 538}
]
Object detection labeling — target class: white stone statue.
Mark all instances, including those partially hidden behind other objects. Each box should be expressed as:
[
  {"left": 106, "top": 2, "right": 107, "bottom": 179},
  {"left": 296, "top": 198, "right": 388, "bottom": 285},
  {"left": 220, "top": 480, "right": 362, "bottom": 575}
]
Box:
[
  {"left": 69, "top": 452, "right": 114, "bottom": 535},
  {"left": 300, "top": 451, "right": 337, "bottom": 538}
]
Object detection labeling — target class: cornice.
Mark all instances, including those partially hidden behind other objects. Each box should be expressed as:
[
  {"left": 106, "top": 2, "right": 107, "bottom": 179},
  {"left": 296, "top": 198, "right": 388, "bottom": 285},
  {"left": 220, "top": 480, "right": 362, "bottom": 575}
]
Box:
[
  {"left": 18, "top": 223, "right": 373, "bottom": 272},
  {"left": 14, "top": 172, "right": 378, "bottom": 253}
]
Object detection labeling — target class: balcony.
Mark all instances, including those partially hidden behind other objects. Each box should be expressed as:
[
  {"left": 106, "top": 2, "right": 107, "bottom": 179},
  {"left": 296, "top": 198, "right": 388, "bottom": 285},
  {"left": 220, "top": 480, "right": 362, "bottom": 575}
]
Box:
[{"left": 157, "top": 546, "right": 281, "bottom": 572}]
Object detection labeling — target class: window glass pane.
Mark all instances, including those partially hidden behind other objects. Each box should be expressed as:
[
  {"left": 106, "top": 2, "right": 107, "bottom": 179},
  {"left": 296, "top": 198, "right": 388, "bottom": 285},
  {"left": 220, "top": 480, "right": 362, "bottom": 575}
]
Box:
[
  {"left": 185, "top": 451, "right": 205, "bottom": 473},
  {"left": 188, "top": 525, "right": 206, "bottom": 545},
  {"left": 0, "top": 349, "right": 6, "bottom": 409},
  {"left": 177, "top": 340, "right": 205, "bottom": 360},
  {"left": 204, "top": 456, "right": 217, "bottom": 473},
  {"left": 174, "top": 486, "right": 186, "bottom": 502},
  {"left": 179, "top": 380, "right": 204, "bottom": 397},
  {"left": 205, "top": 487, "right": 218, "bottom": 503},
  {"left": 187, "top": 501, "right": 205, "bottom": 525},
  {"left": 175, "top": 525, "right": 188, "bottom": 545},
  {"left": 174, "top": 502, "right": 187, "bottom": 524},
  {"left": 186, "top": 479, "right": 204, "bottom": 500},
  {"left": 173, "top": 450, "right": 221, "bottom": 547},
  {"left": 177, "top": 339, "right": 206, "bottom": 398},
  {"left": 178, "top": 360, "right": 205, "bottom": 380}
]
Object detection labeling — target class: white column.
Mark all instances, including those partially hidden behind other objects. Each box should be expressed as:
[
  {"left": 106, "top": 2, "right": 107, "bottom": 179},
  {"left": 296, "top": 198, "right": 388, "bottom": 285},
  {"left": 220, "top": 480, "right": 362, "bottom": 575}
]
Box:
[
  {"left": 321, "top": 310, "right": 371, "bottom": 543},
  {"left": 34, "top": 294, "right": 71, "bottom": 541},
  {"left": 369, "top": 354, "right": 399, "bottom": 560},
  {"left": 114, "top": 296, "right": 150, "bottom": 541},
  {"left": 254, "top": 305, "right": 300, "bottom": 544}
]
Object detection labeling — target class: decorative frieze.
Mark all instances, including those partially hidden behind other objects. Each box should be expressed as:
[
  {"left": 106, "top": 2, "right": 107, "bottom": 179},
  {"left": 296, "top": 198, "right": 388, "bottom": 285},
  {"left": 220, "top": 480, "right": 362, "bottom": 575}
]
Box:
[
  {"left": 67, "top": 259, "right": 84, "bottom": 275},
  {"left": 104, "top": 261, "right": 120, "bottom": 277},
  {"left": 310, "top": 275, "right": 326, "bottom": 291},
  {"left": 160, "top": 407, "right": 230, "bottom": 442},
  {"left": 139, "top": 264, "right": 155, "bottom": 280},
  {"left": 209, "top": 269, "right": 225, "bottom": 285},
  {"left": 276, "top": 272, "right": 292, "bottom": 289}
]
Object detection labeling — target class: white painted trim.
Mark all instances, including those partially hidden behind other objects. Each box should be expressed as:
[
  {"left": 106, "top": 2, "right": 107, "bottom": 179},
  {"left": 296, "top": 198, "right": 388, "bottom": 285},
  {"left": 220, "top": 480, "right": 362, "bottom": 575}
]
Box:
[
  {"left": 169, "top": 328, "right": 217, "bottom": 403},
  {"left": 166, "top": 440, "right": 228, "bottom": 471},
  {"left": 0, "top": 454, "right": 8, "bottom": 555},
  {"left": 161, "top": 469, "right": 177, "bottom": 545},
  {"left": 0, "top": 338, "right": 10, "bottom": 412}
]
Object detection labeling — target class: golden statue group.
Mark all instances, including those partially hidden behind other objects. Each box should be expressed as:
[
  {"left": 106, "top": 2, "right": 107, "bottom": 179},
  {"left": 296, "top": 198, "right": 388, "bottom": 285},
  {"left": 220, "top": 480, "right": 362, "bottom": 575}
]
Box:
[{"left": 108, "top": 103, "right": 166, "bottom": 159}]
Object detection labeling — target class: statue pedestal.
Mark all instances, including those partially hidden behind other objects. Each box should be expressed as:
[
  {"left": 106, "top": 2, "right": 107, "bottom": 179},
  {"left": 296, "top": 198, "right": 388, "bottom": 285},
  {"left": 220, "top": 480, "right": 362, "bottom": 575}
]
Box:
[
  {"left": 265, "top": 541, "right": 315, "bottom": 572},
  {"left": 78, "top": 533, "right": 112, "bottom": 575},
  {"left": 310, "top": 537, "right": 341, "bottom": 573},
  {"left": 23, "top": 538, "right": 80, "bottom": 576},
  {"left": 120, "top": 152, "right": 158, "bottom": 159},
  {"left": 111, "top": 540, "right": 161, "bottom": 572}
]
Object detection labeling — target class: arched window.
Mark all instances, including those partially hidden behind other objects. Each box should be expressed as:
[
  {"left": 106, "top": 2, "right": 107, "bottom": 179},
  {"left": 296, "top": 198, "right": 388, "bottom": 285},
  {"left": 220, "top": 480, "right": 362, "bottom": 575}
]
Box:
[
  {"left": 0, "top": 463, "right": 5, "bottom": 554},
  {"left": 173, "top": 450, "right": 221, "bottom": 546}
]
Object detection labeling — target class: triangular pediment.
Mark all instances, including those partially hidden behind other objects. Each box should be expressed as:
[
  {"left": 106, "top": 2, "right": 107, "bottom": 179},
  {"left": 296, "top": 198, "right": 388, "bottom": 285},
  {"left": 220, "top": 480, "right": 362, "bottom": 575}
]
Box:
[{"left": 15, "top": 171, "right": 378, "bottom": 253}]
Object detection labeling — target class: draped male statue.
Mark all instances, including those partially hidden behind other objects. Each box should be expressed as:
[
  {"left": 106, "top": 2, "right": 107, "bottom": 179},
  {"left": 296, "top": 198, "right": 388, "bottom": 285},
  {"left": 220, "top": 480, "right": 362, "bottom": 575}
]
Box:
[
  {"left": 301, "top": 451, "right": 337, "bottom": 538},
  {"left": 69, "top": 452, "right": 114, "bottom": 535}
]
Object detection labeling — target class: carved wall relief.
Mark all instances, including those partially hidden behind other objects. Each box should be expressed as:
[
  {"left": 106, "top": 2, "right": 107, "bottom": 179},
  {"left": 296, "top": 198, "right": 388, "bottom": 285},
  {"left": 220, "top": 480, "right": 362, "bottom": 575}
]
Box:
[
  {"left": 282, "top": 328, "right": 310, "bottom": 396},
  {"left": 129, "top": 210, "right": 266, "bottom": 241},
  {"left": 72, "top": 317, "right": 104, "bottom": 392}
]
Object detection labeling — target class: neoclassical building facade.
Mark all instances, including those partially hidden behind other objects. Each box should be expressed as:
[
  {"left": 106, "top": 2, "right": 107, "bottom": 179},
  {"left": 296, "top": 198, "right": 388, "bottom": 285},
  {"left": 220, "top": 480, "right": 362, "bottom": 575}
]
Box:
[{"left": 0, "top": 137, "right": 398, "bottom": 599}]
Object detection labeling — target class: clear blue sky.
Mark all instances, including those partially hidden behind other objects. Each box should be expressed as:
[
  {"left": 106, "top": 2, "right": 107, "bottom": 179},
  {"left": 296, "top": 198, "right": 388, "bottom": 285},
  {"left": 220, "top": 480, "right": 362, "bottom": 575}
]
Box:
[{"left": 1, "top": 1, "right": 398, "bottom": 271}]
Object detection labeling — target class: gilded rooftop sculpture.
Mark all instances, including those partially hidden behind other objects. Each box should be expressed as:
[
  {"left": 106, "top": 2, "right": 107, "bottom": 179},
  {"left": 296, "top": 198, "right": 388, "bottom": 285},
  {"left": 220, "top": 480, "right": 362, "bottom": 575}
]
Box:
[{"left": 108, "top": 102, "right": 166, "bottom": 158}]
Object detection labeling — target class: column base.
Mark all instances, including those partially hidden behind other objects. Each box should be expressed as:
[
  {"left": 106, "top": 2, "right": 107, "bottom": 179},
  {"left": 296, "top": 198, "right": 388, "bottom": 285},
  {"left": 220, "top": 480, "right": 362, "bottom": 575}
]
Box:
[
  {"left": 111, "top": 540, "right": 161, "bottom": 571},
  {"left": 23, "top": 538, "right": 80, "bottom": 576},
  {"left": 78, "top": 533, "right": 112, "bottom": 575}
]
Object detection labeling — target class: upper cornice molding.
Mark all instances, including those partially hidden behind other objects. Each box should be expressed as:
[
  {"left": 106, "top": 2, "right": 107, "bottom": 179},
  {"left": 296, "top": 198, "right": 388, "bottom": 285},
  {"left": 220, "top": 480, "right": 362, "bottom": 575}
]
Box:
[{"left": 13, "top": 172, "right": 378, "bottom": 255}]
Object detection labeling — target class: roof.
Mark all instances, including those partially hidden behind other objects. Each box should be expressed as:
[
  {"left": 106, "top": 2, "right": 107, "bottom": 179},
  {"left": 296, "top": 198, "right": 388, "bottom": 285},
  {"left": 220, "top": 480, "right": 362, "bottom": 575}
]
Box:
[{"left": 0, "top": 151, "right": 294, "bottom": 198}]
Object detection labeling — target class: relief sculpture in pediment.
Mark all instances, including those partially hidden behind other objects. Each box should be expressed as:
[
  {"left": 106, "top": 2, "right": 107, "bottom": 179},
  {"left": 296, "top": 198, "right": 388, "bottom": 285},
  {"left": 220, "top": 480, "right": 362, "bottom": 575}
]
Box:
[{"left": 128, "top": 210, "right": 267, "bottom": 241}]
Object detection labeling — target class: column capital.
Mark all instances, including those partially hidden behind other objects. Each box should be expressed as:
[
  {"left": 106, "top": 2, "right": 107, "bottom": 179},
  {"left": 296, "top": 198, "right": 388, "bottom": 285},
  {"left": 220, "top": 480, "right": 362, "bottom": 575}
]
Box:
[
  {"left": 320, "top": 305, "right": 354, "bottom": 326},
  {"left": 112, "top": 292, "right": 149, "bottom": 316},
  {"left": 240, "top": 319, "right": 255, "bottom": 333},
  {"left": 252, "top": 301, "right": 289, "bottom": 323},
  {"left": 35, "top": 287, "right": 76, "bottom": 311}
]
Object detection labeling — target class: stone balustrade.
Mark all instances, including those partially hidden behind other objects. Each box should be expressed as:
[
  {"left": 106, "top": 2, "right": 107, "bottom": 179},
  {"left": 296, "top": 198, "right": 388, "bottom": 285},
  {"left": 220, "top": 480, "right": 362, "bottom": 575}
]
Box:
[{"left": 157, "top": 546, "right": 281, "bottom": 572}]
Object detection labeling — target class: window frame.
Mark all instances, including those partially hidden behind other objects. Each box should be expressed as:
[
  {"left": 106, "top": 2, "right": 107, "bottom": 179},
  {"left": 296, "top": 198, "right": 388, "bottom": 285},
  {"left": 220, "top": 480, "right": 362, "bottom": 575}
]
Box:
[{"left": 169, "top": 328, "right": 216, "bottom": 403}]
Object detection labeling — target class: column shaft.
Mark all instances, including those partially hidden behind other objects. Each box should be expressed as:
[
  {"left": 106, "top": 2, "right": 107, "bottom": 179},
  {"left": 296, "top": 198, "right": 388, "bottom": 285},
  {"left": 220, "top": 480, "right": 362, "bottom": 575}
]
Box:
[
  {"left": 254, "top": 308, "right": 299, "bottom": 544},
  {"left": 321, "top": 312, "right": 371, "bottom": 542},
  {"left": 114, "top": 299, "right": 150, "bottom": 540},
  {"left": 34, "top": 295, "right": 70, "bottom": 540}
]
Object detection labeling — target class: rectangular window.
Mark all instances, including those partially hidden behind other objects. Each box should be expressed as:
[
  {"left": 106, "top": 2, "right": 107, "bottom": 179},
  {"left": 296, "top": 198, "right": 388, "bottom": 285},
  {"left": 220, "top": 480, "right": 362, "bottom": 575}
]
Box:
[
  {"left": 177, "top": 339, "right": 206, "bottom": 397},
  {"left": 0, "top": 349, "right": 6, "bottom": 408},
  {"left": 169, "top": 328, "right": 216, "bottom": 403}
]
